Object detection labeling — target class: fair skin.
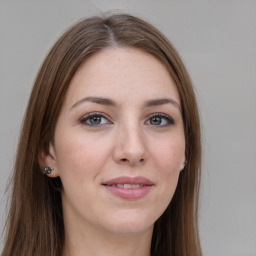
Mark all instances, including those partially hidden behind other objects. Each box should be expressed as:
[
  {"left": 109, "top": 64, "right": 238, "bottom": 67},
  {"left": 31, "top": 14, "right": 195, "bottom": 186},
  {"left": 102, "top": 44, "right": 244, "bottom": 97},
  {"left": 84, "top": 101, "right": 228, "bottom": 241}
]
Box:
[{"left": 43, "top": 47, "right": 185, "bottom": 256}]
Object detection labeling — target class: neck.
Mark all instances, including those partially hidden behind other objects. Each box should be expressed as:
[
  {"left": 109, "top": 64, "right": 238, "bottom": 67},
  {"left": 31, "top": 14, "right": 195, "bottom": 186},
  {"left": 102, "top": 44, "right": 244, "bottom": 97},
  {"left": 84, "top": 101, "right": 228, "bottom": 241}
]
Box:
[{"left": 62, "top": 219, "right": 153, "bottom": 256}]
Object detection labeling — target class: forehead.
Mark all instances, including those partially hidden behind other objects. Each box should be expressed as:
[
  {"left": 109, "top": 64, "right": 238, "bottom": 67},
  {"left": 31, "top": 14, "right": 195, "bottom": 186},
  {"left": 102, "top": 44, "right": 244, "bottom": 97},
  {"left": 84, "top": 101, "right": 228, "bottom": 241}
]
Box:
[{"left": 65, "top": 47, "right": 180, "bottom": 106}]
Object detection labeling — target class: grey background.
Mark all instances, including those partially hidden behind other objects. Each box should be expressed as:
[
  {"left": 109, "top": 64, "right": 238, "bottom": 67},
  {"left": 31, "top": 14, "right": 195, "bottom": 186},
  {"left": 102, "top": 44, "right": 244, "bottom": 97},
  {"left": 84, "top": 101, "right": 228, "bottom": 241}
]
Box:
[{"left": 0, "top": 1, "right": 255, "bottom": 255}]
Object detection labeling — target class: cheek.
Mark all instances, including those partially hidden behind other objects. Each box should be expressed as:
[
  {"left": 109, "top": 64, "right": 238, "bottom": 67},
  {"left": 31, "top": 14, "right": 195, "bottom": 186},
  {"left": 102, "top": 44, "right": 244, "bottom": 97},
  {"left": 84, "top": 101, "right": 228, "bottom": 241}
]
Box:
[
  {"left": 53, "top": 137, "right": 107, "bottom": 203},
  {"left": 152, "top": 135, "right": 185, "bottom": 173},
  {"left": 150, "top": 134, "right": 185, "bottom": 204},
  {"left": 54, "top": 134, "right": 112, "bottom": 177}
]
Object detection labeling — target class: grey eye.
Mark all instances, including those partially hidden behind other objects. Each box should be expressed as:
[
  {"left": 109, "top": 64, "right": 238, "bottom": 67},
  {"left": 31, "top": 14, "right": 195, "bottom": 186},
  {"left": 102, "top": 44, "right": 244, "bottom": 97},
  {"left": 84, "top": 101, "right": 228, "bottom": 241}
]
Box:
[
  {"left": 150, "top": 116, "right": 162, "bottom": 125},
  {"left": 146, "top": 114, "right": 175, "bottom": 127},
  {"left": 80, "top": 114, "right": 110, "bottom": 126},
  {"left": 88, "top": 116, "right": 102, "bottom": 125}
]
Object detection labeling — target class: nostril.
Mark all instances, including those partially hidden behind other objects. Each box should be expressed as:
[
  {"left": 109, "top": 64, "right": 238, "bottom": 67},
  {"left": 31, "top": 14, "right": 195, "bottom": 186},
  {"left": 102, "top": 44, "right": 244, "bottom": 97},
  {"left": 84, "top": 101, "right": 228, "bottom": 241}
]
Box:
[{"left": 119, "top": 157, "right": 145, "bottom": 165}]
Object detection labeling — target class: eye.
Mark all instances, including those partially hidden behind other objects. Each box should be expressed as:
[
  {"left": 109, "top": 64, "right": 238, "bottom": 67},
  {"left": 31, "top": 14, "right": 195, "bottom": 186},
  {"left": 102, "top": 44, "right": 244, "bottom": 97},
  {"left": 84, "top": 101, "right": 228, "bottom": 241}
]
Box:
[
  {"left": 146, "top": 113, "right": 175, "bottom": 127},
  {"left": 80, "top": 113, "right": 111, "bottom": 127}
]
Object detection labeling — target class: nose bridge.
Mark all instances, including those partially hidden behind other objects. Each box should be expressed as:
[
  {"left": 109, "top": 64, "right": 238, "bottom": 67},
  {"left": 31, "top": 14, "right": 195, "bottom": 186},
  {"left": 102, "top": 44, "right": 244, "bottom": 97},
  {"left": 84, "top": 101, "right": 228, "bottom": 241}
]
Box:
[
  {"left": 114, "top": 116, "right": 147, "bottom": 165},
  {"left": 124, "top": 120, "right": 143, "bottom": 149}
]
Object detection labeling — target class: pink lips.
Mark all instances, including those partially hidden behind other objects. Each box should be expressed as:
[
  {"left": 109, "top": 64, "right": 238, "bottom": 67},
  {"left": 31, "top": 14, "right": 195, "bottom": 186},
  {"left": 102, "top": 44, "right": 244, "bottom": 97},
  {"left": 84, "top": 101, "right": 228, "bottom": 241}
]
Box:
[{"left": 102, "top": 176, "right": 154, "bottom": 200}]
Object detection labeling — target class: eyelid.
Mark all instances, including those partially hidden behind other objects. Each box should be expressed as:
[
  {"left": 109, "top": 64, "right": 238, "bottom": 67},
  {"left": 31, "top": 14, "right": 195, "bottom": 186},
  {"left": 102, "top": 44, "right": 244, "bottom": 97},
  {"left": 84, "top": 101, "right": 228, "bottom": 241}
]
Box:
[
  {"left": 79, "top": 112, "right": 113, "bottom": 125},
  {"left": 145, "top": 112, "right": 175, "bottom": 126}
]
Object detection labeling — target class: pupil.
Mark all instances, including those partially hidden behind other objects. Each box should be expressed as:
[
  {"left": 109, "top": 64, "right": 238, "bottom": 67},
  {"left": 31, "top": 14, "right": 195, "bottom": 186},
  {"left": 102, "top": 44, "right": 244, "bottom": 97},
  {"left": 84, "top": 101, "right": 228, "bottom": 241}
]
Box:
[
  {"left": 151, "top": 117, "right": 161, "bottom": 125},
  {"left": 91, "top": 116, "right": 101, "bottom": 124}
]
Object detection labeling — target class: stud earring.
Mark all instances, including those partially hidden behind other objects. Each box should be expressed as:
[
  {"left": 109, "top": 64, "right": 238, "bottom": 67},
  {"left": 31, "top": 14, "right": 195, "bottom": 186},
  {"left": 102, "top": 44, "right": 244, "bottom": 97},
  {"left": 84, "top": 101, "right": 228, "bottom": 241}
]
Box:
[
  {"left": 180, "top": 160, "right": 187, "bottom": 173},
  {"left": 42, "top": 166, "right": 53, "bottom": 175},
  {"left": 183, "top": 160, "right": 187, "bottom": 168}
]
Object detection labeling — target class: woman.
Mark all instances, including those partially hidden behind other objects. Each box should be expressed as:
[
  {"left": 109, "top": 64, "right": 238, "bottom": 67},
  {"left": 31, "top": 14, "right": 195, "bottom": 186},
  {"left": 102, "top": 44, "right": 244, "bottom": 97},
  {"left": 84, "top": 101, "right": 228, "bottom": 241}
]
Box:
[{"left": 2, "top": 13, "right": 202, "bottom": 256}]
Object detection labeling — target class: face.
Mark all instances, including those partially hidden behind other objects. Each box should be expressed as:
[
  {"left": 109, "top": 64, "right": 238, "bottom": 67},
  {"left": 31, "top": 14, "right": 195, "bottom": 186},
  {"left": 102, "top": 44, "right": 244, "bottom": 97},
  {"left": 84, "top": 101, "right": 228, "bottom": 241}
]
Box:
[{"left": 44, "top": 47, "right": 185, "bottom": 236}]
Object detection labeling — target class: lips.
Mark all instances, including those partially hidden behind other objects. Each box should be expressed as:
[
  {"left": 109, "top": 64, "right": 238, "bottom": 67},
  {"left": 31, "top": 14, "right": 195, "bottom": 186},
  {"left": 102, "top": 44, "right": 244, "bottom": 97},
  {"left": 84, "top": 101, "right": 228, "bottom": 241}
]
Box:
[{"left": 102, "top": 176, "right": 154, "bottom": 200}]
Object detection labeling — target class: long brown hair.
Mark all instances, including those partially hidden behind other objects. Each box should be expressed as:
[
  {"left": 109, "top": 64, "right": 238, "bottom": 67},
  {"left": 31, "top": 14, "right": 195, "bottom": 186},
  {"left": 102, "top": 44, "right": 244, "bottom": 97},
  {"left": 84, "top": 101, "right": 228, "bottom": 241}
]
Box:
[{"left": 2, "top": 13, "right": 202, "bottom": 256}]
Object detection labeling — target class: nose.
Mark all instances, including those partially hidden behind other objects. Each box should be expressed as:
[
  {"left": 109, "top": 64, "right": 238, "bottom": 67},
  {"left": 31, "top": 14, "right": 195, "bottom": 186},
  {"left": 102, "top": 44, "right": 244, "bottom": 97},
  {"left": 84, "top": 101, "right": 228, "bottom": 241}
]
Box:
[{"left": 113, "top": 123, "right": 148, "bottom": 166}]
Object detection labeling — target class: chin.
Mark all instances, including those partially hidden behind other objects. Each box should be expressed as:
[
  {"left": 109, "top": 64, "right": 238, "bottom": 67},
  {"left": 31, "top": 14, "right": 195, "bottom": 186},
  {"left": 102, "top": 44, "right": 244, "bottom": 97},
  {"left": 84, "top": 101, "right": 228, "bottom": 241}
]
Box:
[
  {"left": 106, "top": 222, "right": 153, "bottom": 236},
  {"left": 100, "top": 210, "right": 156, "bottom": 235}
]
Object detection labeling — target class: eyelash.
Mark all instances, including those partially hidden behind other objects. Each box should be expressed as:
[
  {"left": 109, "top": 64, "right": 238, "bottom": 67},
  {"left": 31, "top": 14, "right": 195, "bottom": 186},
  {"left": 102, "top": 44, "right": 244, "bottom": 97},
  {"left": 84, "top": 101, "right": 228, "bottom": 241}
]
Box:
[
  {"left": 79, "top": 112, "right": 175, "bottom": 127},
  {"left": 145, "top": 112, "right": 175, "bottom": 127},
  {"left": 80, "top": 112, "right": 112, "bottom": 127}
]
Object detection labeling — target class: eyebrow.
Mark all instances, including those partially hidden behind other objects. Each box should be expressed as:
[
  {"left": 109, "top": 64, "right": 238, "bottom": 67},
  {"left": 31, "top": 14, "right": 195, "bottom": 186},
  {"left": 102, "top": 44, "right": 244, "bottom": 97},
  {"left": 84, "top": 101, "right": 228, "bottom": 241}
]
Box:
[
  {"left": 70, "top": 96, "right": 117, "bottom": 110},
  {"left": 70, "top": 96, "right": 181, "bottom": 111},
  {"left": 143, "top": 98, "right": 181, "bottom": 111}
]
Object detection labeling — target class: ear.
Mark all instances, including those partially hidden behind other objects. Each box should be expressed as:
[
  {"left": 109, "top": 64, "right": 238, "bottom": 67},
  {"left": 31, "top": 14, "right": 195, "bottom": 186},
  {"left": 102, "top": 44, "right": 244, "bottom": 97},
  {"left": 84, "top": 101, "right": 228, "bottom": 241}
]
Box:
[{"left": 38, "top": 142, "right": 60, "bottom": 178}]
